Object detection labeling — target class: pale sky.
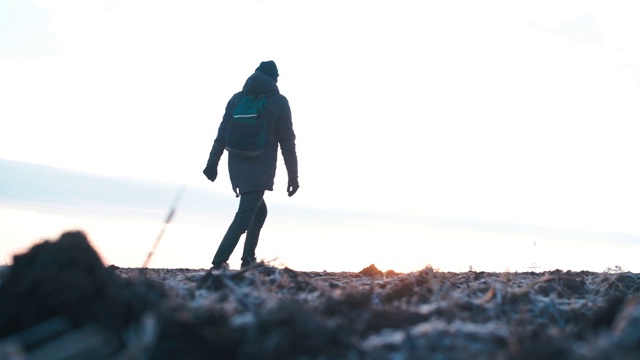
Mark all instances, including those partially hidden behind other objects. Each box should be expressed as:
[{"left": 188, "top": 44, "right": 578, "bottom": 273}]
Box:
[{"left": 2, "top": 0, "right": 640, "bottom": 242}]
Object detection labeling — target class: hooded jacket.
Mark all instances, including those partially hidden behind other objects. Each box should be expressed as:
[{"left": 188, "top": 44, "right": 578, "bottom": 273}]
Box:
[{"left": 206, "top": 71, "right": 298, "bottom": 195}]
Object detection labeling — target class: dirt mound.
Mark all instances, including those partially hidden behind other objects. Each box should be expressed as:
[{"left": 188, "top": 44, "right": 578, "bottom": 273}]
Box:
[
  {"left": 2, "top": 231, "right": 640, "bottom": 359},
  {"left": 0, "top": 231, "right": 165, "bottom": 358}
]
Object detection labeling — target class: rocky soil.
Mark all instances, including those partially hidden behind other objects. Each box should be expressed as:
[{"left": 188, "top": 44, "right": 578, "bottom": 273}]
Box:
[{"left": 1, "top": 231, "right": 639, "bottom": 359}]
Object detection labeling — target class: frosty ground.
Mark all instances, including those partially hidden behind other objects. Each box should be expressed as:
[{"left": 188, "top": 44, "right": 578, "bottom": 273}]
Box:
[{"left": 1, "top": 231, "right": 639, "bottom": 359}]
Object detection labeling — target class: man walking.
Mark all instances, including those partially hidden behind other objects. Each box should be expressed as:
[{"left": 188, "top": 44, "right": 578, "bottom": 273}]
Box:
[{"left": 203, "top": 60, "right": 299, "bottom": 270}]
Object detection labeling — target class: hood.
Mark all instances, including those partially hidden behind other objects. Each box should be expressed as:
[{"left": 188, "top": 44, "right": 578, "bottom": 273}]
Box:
[{"left": 241, "top": 71, "right": 280, "bottom": 97}]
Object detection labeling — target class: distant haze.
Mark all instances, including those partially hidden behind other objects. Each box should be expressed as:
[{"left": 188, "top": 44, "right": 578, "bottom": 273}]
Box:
[{"left": 2, "top": 159, "right": 639, "bottom": 273}]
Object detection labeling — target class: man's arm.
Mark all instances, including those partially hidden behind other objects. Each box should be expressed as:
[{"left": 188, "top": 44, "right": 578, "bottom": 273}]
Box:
[
  {"left": 276, "top": 96, "right": 299, "bottom": 196},
  {"left": 203, "top": 94, "right": 240, "bottom": 180}
]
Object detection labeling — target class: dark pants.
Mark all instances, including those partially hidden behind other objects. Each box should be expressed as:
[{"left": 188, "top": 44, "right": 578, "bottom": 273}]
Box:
[{"left": 212, "top": 190, "right": 267, "bottom": 265}]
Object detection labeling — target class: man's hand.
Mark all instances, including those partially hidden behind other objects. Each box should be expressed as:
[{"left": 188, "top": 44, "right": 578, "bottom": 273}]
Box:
[
  {"left": 287, "top": 178, "right": 299, "bottom": 197},
  {"left": 203, "top": 165, "right": 217, "bottom": 182}
]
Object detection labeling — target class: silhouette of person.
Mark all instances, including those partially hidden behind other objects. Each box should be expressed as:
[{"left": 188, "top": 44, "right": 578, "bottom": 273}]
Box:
[{"left": 203, "top": 60, "right": 299, "bottom": 270}]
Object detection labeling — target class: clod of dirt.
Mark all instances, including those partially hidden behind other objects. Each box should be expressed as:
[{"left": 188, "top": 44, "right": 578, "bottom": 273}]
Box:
[
  {"left": 0, "top": 231, "right": 165, "bottom": 352},
  {"left": 239, "top": 300, "right": 352, "bottom": 360},
  {"left": 359, "top": 264, "right": 383, "bottom": 277}
]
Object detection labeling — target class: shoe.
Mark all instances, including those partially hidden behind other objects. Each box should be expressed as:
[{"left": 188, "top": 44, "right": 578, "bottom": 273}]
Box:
[
  {"left": 210, "top": 262, "right": 229, "bottom": 271},
  {"left": 240, "top": 257, "right": 257, "bottom": 269}
]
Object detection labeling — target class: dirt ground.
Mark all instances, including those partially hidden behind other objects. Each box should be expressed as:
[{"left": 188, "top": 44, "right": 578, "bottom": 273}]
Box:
[{"left": 1, "top": 231, "right": 639, "bottom": 359}]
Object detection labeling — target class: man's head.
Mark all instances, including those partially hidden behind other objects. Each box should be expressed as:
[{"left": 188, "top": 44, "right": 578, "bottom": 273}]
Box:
[{"left": 255, "top": 60, "right": 279, "bottom": 83}]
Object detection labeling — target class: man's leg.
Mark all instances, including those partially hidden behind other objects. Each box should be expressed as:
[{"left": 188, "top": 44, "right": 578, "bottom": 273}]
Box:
[
  {"left": 212, "top": 191, "right": 265, "bottom": 266},
  {"left": 241, "top": 199, "right": 267, "bottom": 266}
]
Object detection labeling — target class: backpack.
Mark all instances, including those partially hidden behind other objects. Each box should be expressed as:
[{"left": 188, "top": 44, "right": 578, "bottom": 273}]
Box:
[{"left": 225, "top": 94, "right": 268, "bottom": 158}]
